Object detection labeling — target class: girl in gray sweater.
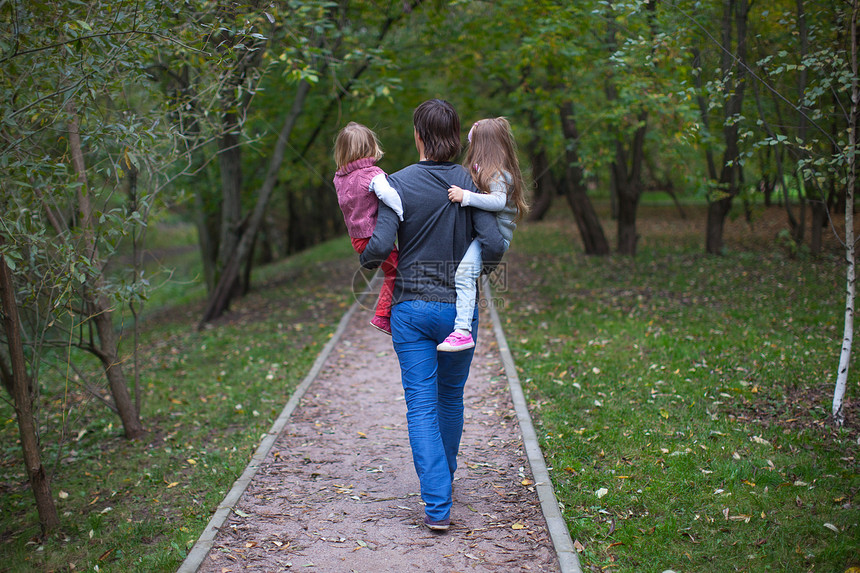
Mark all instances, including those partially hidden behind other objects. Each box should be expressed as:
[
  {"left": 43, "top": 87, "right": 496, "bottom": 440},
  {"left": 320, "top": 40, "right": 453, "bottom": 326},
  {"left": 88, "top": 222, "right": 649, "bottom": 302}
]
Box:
[{"left": 438, "top": 117, "right": 529, "bottom": 352}]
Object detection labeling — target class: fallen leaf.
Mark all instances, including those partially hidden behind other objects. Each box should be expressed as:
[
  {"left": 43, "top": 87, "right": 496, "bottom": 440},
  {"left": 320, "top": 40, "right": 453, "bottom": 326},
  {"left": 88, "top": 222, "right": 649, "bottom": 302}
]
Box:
[
  {"left": 573, "top": 540, "right": 585, "bottom": 552},
  {"left": 596, "top": 488, "right": 609, "bottom": 499},
  {"left": 511, "top": 523, "right": 526, "bottom": 530},
  {"left": 521, "top": 478, "right": 534, "bottom": 486},
  {"left": 823, "top": 523, "right": 840, "bottom": 533},
  {"left": 166, "top": 482, "right": 179, "bottom": 489}
]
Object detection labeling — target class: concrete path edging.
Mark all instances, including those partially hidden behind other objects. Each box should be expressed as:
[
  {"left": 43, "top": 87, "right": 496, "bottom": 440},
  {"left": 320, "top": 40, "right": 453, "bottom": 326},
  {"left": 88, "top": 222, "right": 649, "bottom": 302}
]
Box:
[
  {"left": 483, "top": 276, "right": 583, "bottom": 573},
  {"left": 176, "top": 300, "right": 362, "bottom": 573}
]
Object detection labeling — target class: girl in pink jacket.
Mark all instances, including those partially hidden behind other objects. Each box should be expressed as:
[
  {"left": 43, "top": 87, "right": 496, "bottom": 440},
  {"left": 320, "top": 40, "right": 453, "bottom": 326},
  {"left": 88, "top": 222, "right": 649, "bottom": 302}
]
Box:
[{"left": 333, "top": 122, "right": 403, "bottom": 335}]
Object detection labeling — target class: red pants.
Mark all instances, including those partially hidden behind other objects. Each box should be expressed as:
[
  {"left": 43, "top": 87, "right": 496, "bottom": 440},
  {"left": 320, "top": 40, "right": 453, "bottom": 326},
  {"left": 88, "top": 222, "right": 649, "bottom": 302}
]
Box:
[{"left": 351, "top": 237, "right": 399, "bottom": 318}]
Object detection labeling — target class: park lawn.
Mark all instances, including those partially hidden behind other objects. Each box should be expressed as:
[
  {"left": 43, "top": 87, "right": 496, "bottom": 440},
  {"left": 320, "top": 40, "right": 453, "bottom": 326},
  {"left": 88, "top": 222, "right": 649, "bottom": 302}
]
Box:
[
  {"left": 502, "top": 205, "right": 860, "bottom": 572},
  {"left": 1, "top": 204, "right": 858, "bottom": 572},
  {"left": 0, "top": 236, "right": 358, "bottom": 572}
]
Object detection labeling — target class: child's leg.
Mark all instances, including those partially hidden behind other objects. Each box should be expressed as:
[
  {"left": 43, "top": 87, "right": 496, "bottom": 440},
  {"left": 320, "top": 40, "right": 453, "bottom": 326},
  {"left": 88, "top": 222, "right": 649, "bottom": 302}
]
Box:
[
  {"left": 374, "top": 246, "right": 399, "bottom": 318},
  {"left": 350, "top": 236, "right": 369, "bottom": 255},
  {"left": 452, "top": 240, "right": 483, "bottom": 332}
]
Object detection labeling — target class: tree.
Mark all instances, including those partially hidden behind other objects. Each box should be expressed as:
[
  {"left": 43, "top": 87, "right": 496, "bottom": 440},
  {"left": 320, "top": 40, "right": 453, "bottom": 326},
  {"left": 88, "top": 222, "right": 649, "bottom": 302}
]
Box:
[
  {"left": 700, "top": 0, "right": 751, "bottom": 255},
  {"left": 0, "top": 240, "right": 59, "bottom": 534},
  {"left": 832, "top": 0, "right": 858, "bottom": 426}
]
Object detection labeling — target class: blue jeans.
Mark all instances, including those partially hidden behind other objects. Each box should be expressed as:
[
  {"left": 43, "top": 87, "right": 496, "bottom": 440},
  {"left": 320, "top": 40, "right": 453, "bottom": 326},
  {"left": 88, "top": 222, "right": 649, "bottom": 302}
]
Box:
[
  {"left": 391, "top": 299, "right": 479, "bottom": 521},
  {"left": 453, "top": 238, "right": 509, "bottom": 332}
]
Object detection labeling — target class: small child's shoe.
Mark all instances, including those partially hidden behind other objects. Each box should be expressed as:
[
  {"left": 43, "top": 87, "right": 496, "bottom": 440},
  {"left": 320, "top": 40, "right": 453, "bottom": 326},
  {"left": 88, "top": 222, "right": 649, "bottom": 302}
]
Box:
[
  {"left": 437, "top": 331, "right": 475, "bottom": 352},
  {"left": 370, "top": 315, "right": 392, "bottom": 335}
]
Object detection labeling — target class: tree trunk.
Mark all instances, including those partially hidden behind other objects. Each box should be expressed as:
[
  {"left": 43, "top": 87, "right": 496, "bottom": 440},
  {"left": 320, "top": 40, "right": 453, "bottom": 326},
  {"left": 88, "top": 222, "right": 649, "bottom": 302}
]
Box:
[
  {"left": 833, "top": 0, "right": 858, "bottom": 426},
  {"left": 810, "top": 200, "right": 825, "bottom": 255},
  {"left": 200, "top": 79, "right": 312, "bottom": 325},
  {"left": 705, "top": 0, "right": 749, "bottom": 255},
  {"left": 66, "top": 102, "right": 145, "bottom": 439},
  {"left": 558, "top": 102, "right": 609, "bottom": 255},
  {"left": 706, "top": 196, "right": 732, "bottom": 254},
  {"left": 613, "top": 110, "right": 648, "bottom": 256},
  {"left": 692, "top": 47, "right": 718, "bottom": 182},
  {"left": 526, "top": 112, "right": 556, "bottom": 222},
  {"left": 605, "top": 0, "right": 653, "bottom": 256},
  {"left": 0, "top": 246, "right": 60, "bottom": 534},
  {"left": 215, "top": 108, "right": 243, "bottom": 294}
]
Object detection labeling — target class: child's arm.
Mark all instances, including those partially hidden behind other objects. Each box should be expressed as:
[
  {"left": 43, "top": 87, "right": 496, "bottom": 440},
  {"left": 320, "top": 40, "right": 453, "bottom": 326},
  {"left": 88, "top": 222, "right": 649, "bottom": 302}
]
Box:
[
  {"left": 448, "top": 182, "right": 507, "bottom": 212},
  {"left": 370, "top": 174, "right": 404, "bottom": 221}
]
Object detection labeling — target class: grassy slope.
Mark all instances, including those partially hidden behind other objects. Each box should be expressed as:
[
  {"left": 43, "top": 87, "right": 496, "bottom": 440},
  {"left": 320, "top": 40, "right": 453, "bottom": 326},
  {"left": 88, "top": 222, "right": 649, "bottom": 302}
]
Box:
[{"left": 502, "top": 205, "right": 860, "bottom": 572}]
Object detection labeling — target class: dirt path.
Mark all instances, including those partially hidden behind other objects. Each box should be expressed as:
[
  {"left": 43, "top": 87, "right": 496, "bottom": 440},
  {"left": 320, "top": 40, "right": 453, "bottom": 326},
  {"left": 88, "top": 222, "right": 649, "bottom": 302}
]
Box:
[{"left": 195, "top": 305, "right": 562, "bottom": 573}]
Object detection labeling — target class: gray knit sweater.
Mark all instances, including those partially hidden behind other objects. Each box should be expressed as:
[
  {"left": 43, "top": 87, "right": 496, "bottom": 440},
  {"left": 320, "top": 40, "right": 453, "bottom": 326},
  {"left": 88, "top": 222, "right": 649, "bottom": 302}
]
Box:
[{"left": 359, "top": 161, "right": 506, "bottom": 304}]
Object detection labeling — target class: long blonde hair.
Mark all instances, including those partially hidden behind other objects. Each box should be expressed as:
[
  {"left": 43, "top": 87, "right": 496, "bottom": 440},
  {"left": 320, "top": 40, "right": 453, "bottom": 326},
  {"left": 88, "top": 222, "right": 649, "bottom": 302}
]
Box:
[
  {"left": 464, "top": 117, "right": 529, "bottom": 221},
  {"left": 334, "top": 122, "right": 384, "bottom": 170}
]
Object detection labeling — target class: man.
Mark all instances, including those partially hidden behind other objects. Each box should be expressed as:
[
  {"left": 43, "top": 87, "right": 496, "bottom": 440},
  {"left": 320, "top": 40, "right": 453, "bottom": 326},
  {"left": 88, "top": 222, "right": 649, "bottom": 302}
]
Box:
[{"left": 360, "top": 99, "right": 506, "bottom": 530}]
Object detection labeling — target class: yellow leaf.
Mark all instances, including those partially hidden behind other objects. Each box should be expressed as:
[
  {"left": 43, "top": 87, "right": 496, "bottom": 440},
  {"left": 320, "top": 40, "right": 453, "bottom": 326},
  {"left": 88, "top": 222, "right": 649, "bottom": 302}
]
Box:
[
  {"left": 659, "top": 409, "right": 669, "bottom": 419},
  {"left": 357, "top": 432, "right": 367, "bottom": 438},
  {"left": 187, "top": 459, "right": 197, "bottom": 465},
  {"left": 166, "top": 482, "right": 179, "bottom": 488},
  {"left": 511, "top": 523, "right": 526, "bottom": 530},
  {"left": 521, "top": 478, "right": 534, "bottom": 486}
]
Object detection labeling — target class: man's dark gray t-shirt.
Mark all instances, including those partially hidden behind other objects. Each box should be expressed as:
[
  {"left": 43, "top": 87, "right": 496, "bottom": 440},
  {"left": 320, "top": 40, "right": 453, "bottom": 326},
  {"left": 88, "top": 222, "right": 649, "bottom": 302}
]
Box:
[{"left": 359, "top": 161, "right": 506, "bottom": 305}]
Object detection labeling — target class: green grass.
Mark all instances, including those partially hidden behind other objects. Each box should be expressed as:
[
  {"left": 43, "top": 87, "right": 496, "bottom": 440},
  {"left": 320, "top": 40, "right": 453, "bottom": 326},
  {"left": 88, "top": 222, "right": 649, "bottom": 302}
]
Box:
[
  {"left": 0, "top": 235, "right": 357, "bottom": 572},
  {"left": 501, "top": 208, "right": 860, "bottom": 572},
  {"left": 3, "top": 204, "right": 858, "bottom": 572}
]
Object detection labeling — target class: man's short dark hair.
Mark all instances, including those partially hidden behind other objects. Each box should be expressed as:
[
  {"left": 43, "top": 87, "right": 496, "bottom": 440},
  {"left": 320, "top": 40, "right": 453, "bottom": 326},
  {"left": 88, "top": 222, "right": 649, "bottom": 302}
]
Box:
[{"left": 413, "top": 99, "right": 461, "bottom": 162}]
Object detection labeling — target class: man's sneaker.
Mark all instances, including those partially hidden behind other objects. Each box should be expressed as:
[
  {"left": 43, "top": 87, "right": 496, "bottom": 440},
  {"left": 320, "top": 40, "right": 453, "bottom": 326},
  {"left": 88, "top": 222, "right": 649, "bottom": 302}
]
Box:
[
  {"left": 437, "top": 331, "right": 474, "bottom": 352},
  {"left": 423, "top": 515, "right": 450, "bottom": 531},
  {"left": 370, "top": 315, "right": 392, "bottom": 335}
]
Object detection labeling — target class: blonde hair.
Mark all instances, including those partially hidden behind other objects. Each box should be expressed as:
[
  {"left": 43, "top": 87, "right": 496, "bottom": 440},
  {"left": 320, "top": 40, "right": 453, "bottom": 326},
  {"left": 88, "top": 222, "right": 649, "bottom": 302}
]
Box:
[
  {"left": 334, "top": 122, "right": 384, "bottom": 170},
  {"left": 464, "top": 117, "right": 530, "bottom": 222}
]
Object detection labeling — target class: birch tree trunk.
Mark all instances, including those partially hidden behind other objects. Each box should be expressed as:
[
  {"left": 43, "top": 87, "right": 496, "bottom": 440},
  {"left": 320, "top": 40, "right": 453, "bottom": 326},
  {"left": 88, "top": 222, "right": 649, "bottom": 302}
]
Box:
[{"left": 833, "top": 0, "right": 858, "bottom": 426}]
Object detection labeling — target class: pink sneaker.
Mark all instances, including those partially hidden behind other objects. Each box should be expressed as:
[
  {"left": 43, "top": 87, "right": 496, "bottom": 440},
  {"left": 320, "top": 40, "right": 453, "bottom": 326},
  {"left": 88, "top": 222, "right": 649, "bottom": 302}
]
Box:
[
  {"left": 370, "top": 315, "right": 391, "bottom": 335},
  {"left": 437, "top": 331, "right": 474, "bottom": 352}
]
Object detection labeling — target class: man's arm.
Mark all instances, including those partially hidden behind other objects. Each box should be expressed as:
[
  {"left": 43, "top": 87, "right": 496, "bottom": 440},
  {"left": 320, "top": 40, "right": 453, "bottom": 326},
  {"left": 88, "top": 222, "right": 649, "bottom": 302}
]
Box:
[
  {"left": 359, "top": 202, "right": 398, "bottom": 269},
  {"left": 471, "top": 208, "right": 505, "bottom": 272}
]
